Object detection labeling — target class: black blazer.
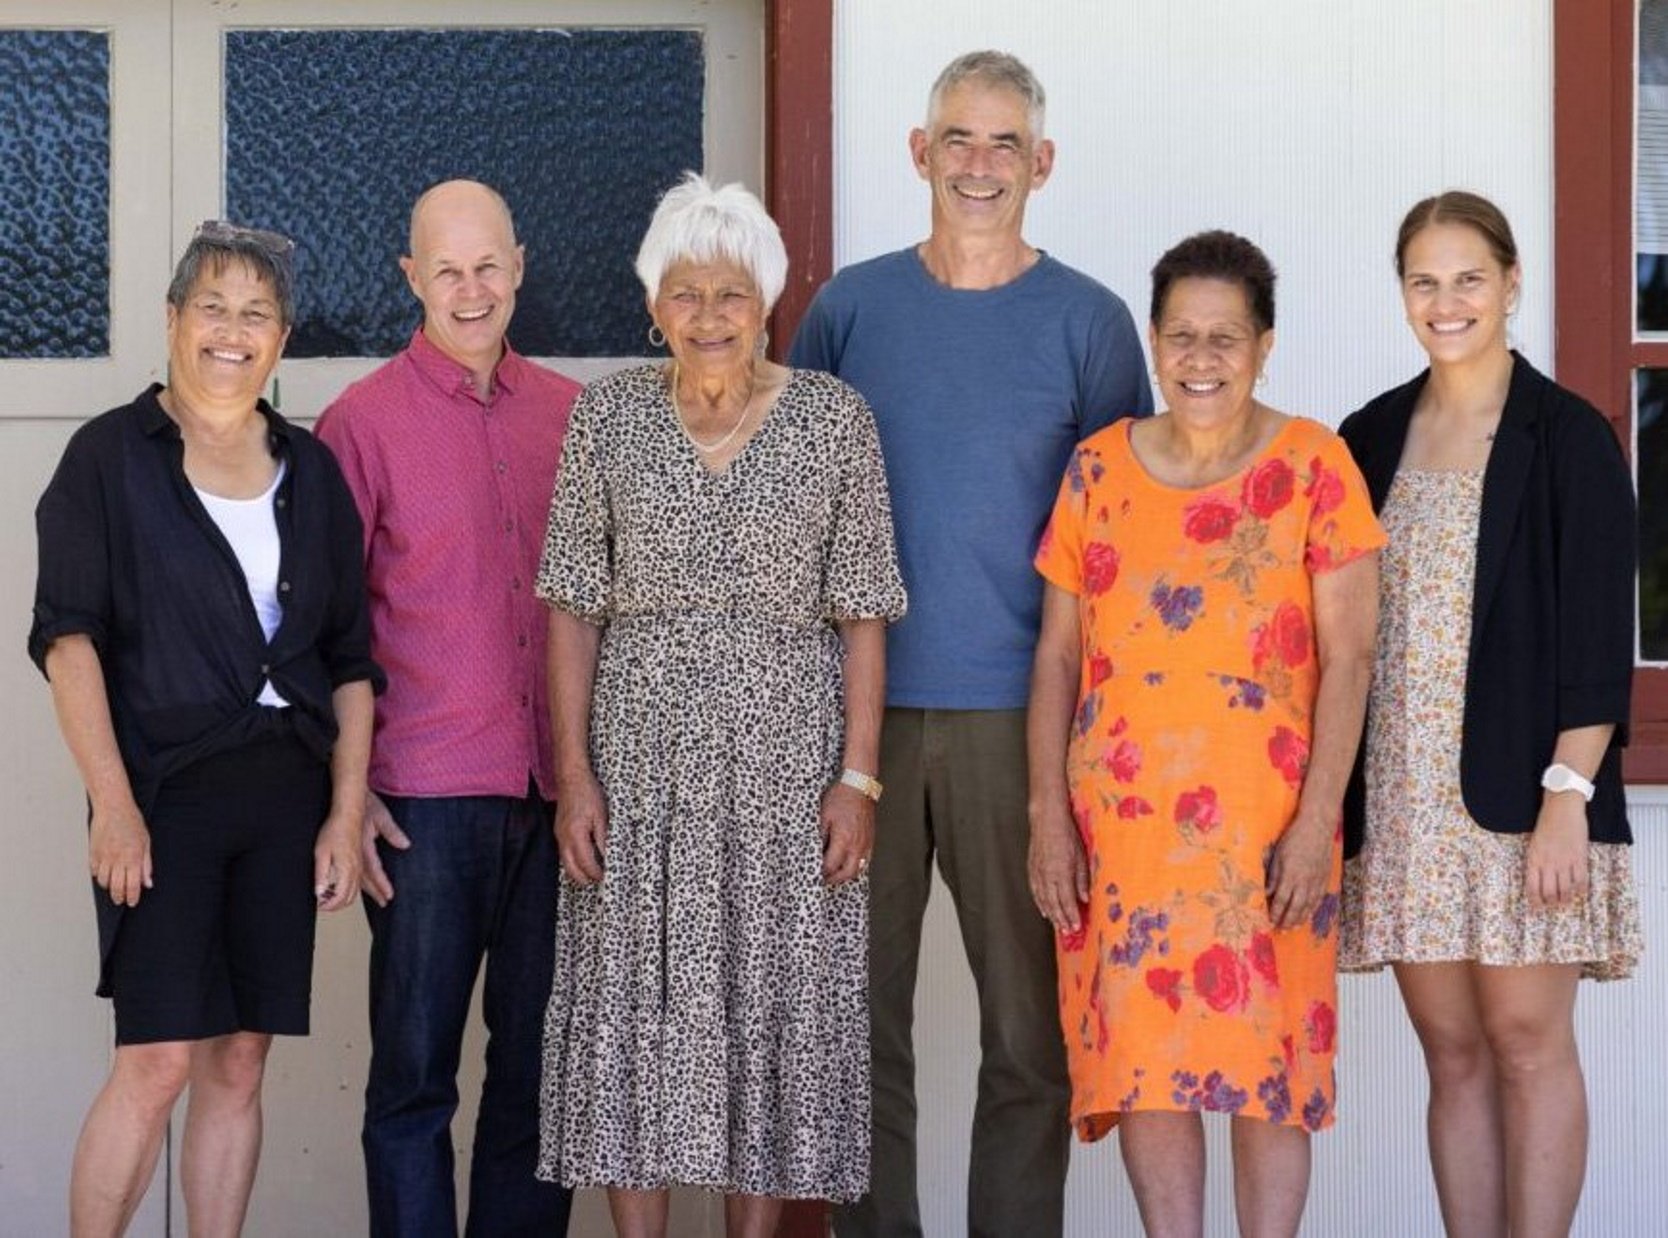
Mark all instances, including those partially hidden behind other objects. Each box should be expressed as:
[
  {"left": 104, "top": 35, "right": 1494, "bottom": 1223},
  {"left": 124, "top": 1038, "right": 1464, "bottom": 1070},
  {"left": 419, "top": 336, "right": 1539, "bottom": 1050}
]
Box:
[{"left": 1338, "top": 353, "right": 1634, "bottom": 856}]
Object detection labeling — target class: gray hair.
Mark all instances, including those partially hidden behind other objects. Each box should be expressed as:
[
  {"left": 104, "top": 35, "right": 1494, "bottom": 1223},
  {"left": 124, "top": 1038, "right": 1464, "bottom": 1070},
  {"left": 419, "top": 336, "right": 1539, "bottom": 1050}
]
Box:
[
  {"left": 926, "top": 50, "right": 1047, "bottom": 140},
  {"left": 166, "top": 221, "right": 297, "bottom": 328},
  {"left": 633, "top": 172, "right": 788, "bottom": 311}
]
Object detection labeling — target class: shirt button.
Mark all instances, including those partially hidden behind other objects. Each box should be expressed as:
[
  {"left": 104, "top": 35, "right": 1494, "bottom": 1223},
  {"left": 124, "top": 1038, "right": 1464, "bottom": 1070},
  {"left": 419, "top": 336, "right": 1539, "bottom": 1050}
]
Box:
[
  {"left": 275, "top": 497, "right": 287, "bottom": 508},
  {"left": 504, "top": 519, "right": 514, "bottom": 532},
  {"left": 260, "top": 663, "right": 271, "bottom": 674},
  {"left": 278, "top": 581, "right": 291, "bottom": 592},
  {"left": 520, "top": 693, "right": 530, "bottom": 708},
  {"left": 512, "top": 578, "right": 522, "bottom": 591},
  {"left": 496, "top": 460, "right": 508, "bottom": 473},
  {"left": 518, "top": 634, "right": 529, "bottom": 648}
]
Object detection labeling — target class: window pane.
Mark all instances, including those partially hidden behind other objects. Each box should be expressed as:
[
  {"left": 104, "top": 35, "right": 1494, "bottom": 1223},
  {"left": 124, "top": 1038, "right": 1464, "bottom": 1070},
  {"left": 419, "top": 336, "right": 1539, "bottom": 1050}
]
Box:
[
  {"left": 1637, "top": 369, "right": 1668, "bottom": 660},
  {"left": 0, "top": 30, "right": 110, "bottom": 358},
  {"left": 224, "top": 28, "right": 705, "bottom": 358}
]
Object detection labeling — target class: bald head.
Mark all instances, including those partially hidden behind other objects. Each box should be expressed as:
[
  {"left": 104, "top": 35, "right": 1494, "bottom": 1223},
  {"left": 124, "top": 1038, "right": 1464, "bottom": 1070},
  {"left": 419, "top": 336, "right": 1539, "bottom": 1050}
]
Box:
[
  {"left": 407, "top": 179, "right": 517, "bottom": 255},
  {"left": 400, "top": 179, "right": 525, "bottom": 389}
]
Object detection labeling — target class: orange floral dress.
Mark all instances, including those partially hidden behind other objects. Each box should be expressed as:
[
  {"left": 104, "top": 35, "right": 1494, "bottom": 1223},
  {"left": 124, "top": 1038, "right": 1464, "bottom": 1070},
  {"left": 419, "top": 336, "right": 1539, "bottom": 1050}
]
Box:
[{"left": 1034, "top": 416, "right": 1384, "bottom": 1139}]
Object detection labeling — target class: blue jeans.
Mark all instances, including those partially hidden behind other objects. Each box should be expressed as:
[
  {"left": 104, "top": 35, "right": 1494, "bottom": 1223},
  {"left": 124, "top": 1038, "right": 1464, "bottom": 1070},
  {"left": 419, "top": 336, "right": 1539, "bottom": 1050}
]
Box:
[{"left": 362, "top": 792, "right": 570, "bottom": 1238}]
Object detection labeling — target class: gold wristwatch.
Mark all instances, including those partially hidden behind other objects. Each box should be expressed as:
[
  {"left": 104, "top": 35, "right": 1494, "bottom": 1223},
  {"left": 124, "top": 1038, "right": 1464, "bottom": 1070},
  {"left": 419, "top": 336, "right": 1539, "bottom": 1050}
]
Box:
[{"left": 839, "top": 768, "right": 884, "bottom": 802}]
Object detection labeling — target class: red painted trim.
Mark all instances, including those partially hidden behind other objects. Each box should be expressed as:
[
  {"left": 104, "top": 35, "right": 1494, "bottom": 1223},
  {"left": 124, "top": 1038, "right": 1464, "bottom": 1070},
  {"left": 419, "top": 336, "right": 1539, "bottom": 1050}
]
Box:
[
  {"left": 766, "top": 0, "right": 834, "bottom": 364},
  {"left": 1554, "top": 0, "right": 1668, "bottom": 777}
]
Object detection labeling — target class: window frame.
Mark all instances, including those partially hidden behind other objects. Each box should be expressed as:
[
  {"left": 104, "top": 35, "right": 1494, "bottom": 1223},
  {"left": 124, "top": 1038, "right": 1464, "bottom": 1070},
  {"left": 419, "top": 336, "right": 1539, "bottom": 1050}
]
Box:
[{"left": 1554, "top": 0, "right": 1668, "bottom": 780}]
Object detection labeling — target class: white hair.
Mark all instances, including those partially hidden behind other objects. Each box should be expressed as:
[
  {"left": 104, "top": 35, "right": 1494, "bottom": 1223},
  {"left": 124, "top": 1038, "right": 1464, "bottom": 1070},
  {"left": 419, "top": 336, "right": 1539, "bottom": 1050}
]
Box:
[
  {"left": 926, "top": 50, "right": 1047, "bottom": 140},
  {"left": 633, "top": 172, "right": 788, "bottom": 311}
]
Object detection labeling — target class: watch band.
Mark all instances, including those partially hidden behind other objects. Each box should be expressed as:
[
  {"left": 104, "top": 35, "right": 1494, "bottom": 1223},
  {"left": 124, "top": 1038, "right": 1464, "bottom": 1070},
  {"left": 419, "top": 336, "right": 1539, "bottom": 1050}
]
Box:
[{"left": 839, "top": 768, "right": 884, "bottom": 802}]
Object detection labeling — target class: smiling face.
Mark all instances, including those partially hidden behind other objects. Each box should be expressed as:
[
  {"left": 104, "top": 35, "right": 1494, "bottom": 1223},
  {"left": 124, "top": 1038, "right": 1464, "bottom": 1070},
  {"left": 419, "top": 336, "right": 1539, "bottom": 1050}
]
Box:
[
  {"left": 401, "top": 182, "right": 524, "bottom": 381},
  {"left": 650, "top": 257, "right": 766, "bottom": 383},
  {"left": 909, "top": 81, "right": 1054, "bottom": 242},
  {"left": 1399, "top": 220, "right": 1519, "bottom": 365},
  {"left": 165, "top": 257, "right": 288, "bottom": 408},
  {"left": 1150, "top": 277, "right": 1274, "bottom": 427}
]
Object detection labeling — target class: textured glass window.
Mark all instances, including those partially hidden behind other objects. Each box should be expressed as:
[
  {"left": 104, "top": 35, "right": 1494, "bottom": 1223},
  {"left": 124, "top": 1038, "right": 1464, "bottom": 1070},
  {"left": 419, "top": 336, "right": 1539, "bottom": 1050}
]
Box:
[
  {"left": 0, "top": 30, "right": 110, "bottom": 358},
  {"left": 1638, "top": 369, "right": 1668, "bottom": 661},
  {"left": 224, "top": 28, "right": 704, "bottom": 358}
]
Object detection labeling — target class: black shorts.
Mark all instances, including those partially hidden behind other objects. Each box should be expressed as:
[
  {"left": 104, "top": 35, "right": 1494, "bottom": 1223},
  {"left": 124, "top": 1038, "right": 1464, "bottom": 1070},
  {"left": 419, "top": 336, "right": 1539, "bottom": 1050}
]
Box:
[{"left": 107, "top": 724, "right": 330, "bottom": 1045}]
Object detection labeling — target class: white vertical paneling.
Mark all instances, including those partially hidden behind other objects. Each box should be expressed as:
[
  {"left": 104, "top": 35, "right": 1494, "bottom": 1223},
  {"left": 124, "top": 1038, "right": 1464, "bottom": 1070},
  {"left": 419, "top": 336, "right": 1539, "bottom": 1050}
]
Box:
[{"left": 829, "top": 3, "right": 1665, "bottom": 1234}]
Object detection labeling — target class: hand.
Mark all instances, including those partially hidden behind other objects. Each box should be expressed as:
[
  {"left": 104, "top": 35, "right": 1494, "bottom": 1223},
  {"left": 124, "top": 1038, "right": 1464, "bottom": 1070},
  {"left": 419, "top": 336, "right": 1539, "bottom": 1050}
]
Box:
[
  {"left": 1526, "top": 792, "right": 1590, "bottom": 910},
  {"left": 1028, "top": 797, "right": 1087, "bottom": 935},
  {"left": 359, "top": 790, "right": 409, "bottom": 907},
  {"left": 1267, "top": 810, "right": 1333, "bottom": 930},
  {"left": 89, "top": 798, "right": 152, "bottom": 907},
  {"left": 314, "top": 805, "right": 364, "bottom": 913},
  {"left": 820, "top": 782, "right": 874, "bottom": 885},
  {"left": 556, "top": 772, "right": 608, "bottom": 886}
]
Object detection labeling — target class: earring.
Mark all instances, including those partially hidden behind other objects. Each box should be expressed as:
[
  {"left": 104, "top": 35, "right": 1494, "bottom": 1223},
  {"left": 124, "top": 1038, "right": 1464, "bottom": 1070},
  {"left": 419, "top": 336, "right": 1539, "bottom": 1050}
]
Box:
[
  {"left": 756, "top": 328, "right": 770, "bottom": 356},
  {"left": 647, "top": 323, "right": 667, "bottom": 349},
  {"left": 1256, "top": 372, "right": 1268, "bottom": 388}
]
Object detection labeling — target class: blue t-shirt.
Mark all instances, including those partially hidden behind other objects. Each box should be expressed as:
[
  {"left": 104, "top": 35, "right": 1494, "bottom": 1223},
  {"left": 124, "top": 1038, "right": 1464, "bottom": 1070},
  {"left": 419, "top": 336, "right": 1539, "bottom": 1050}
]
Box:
[{"left": 789, "top": 247, "right": 1151, "bottom": 709}]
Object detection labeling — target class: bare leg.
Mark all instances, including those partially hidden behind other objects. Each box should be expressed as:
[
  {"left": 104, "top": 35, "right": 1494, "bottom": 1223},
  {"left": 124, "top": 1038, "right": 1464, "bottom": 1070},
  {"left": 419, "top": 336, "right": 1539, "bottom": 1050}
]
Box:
[
  {"left": 1119, "top": 1111, "right": 1206, "bottom": 1238},
  {"left": 1230, "top": 1118, "right": 1310, "bottom": 1238},
  {"left": 724, "top": 1193, "right": 785, "bottom": 1238},
  {"left": 1475, "top": 964, "right": 1585, "bottom": 1238},
  {"left": 70, "top": 1041, "right": 193, "bottom": 1238},
  {"left": 178, "top": 1032, "right": 273, "bottom": 1238},
  {"left": 1395, "top": 962, "right": 1507, "bottom": 1238},
  {"left": 607, "top": 1187, "right": 670, "bottom": 1238}
]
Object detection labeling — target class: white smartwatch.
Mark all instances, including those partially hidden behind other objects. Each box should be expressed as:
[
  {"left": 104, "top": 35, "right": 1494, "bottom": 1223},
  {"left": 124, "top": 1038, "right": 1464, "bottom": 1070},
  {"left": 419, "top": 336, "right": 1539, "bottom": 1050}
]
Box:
[{"left": 1540, "top": 763, "right": 1596, "bottom": 803}]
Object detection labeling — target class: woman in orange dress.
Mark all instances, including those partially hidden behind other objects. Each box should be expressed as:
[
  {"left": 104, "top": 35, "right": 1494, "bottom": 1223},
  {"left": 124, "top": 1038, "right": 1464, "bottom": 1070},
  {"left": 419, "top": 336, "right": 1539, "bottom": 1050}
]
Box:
[{"left": 1028, "top": 231, "right": 1384, "bottom": 1237}]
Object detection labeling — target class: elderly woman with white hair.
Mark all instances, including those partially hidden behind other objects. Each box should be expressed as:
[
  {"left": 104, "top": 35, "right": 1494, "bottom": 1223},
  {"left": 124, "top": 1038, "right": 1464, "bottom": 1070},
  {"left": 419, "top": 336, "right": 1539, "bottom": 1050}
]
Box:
[{"left": 534, "top": 173, "right": 906, "bottom": 1235}]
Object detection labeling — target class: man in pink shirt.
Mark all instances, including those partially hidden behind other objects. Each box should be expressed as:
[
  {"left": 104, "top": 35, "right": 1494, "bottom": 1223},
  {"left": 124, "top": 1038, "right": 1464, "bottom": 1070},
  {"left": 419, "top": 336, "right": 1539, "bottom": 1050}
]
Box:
[{"left": 317, "top": 180, "right": 579, "bottom": 1238}]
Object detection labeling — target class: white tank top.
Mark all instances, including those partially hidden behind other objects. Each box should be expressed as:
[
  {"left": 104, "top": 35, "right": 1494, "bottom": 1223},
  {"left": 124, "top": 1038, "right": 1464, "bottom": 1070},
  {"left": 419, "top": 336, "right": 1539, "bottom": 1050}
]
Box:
[{"left": 195, "top": 460, "right": 290, "bottom": 707}]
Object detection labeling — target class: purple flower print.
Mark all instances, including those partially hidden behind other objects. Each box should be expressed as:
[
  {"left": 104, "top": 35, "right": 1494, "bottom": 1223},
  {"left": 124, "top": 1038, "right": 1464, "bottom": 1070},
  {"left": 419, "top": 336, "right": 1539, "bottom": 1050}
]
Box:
[
  {"left": 1171, "top": 1069, "right": 1248, "bottom": 1114},
  {"left": 1150, "top": 579, "right": 1204, "bottom": 632},
  {"left": 1108, "top": 906, "right": 1170, "bottom": 968},
  {"left": 1301, "top": 1088, "right": 1332, "bottom": 1131},
  {"left": 1310, "top": 893, "right": 1340, "bottom": 940},
  {"left": 1257, "top": 1073, "right": 1292, "bottom": 1124},
  {"left": 1215, "top": 673, "right": 1266, "bottom": 711}
]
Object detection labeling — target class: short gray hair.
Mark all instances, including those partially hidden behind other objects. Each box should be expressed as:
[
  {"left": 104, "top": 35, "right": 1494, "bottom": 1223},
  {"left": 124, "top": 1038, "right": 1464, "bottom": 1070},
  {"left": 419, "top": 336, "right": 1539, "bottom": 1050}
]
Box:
[
  {"left": 166, "top": 221, "right": 297, "bottom": 328},
  {"left": 634, "top": 172, "right": 788, "bottom": 311},
  {"left": 926, "top": 50, "right": 1047, "bottom": 140}
]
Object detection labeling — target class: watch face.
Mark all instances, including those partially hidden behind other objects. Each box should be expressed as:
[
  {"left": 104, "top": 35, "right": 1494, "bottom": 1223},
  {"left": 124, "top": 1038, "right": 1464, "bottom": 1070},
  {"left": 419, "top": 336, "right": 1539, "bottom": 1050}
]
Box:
[{"left": 1544, "top": 768, "right": 1575, "bottom": 791}]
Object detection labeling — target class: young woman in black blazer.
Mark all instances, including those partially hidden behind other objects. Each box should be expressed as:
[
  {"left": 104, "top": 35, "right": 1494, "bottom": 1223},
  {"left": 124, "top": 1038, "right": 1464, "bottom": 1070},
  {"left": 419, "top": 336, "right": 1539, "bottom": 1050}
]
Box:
[{"left": 1335, "top": 191, "right": 1640, "bottom": 1238}]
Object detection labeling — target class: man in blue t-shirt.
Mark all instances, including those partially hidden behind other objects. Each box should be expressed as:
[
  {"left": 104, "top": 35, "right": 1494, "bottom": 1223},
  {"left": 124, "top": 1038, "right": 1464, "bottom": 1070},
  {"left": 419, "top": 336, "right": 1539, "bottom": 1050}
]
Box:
[{"left": 791, "top": 49, "right": 1151, "bottom": 1238}]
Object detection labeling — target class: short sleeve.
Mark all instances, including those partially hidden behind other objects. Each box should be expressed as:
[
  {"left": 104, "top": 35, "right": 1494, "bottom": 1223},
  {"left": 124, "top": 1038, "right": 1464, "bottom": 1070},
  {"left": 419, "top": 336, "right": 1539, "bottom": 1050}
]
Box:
[
  {"left": 823, "top": 382, "right": 907, "bottom": 622},
  {"left": 1078, "top": 294, "right": 1154, "bottom": 436},
  {"left": 1302, "top": 430, "right": 1386, "bottom": 574},
  {"left": 1034, "top": 447, "right": 1092, "bottom": 595},
  {"left": 535, "top": 385, "right": 613, "bottom": 623},
  {"left": 314, "top": 400, "right": 381, "bottom": 558},
  {"left": 29, "top": 427, "right": 113, "bottom": 674}
]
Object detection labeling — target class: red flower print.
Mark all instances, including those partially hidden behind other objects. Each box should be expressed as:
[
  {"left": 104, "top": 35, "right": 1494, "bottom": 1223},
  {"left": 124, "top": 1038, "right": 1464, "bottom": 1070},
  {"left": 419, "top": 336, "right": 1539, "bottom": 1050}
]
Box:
[
  {"left": 1268, "top": 726, "right": 1310, "bottom": 786},
  {"left": 1271, "top": 601, "right": 1310, "bottom": 667},
  {"left": 1146, "top": 967, "right": 1184, "bottom": 1013},
  {"left": 1304, "top": 542, "right": 1336, "bottom": 573},
  {"left": 1071, "top": 799, "right": 1094, "bottom": 849},
  {"left": 1248, "top": 931, "right": 1280, "bottom": 988},
  {"left": 1083, "top": 541, "right": 1121, "bottom": 595},
  {"left": 1116, "top": 796, "right": 1155, "bottom": 820},
  {"left": 1242, "top": 457, "right": 1295, "bottom": 519},
  {"left": 1305, "top": 1000, "right": 1337, "bottom": 1054},
  {"left": 1193, "top": 944, "right": 1250, "bottom": 1012},
  {"left": 1060, "top": 921, "right": 1088, "bottom": 953},
  {"left": 1089, "top": 653, "right": 1114, "bottom": 686},
  {"left": 1305, "top": 456, "right": 1345, "bottom": 516},
  {"left": 1173, "top": 786, "right": 1221, "bottom": 834},
  {"left": 1107, "top": 738, "right": 1142, "bottom": 783},
  {"left": 1183, "top": 496, "right": 1239, "bottom": 543}
]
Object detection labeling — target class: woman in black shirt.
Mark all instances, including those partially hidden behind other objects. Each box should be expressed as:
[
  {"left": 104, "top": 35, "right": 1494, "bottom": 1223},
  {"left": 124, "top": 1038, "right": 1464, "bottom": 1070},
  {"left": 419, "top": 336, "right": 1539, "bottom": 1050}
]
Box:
[{"left": 30, "top": 221, "right": 381, "bottom": 1236}]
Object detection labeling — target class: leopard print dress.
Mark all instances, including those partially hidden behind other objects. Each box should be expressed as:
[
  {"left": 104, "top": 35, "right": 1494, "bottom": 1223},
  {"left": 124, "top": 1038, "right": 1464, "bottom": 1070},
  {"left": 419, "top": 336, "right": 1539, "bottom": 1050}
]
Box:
[{"left": 534, "top": 364, "right": 905, "bottom": 1201}]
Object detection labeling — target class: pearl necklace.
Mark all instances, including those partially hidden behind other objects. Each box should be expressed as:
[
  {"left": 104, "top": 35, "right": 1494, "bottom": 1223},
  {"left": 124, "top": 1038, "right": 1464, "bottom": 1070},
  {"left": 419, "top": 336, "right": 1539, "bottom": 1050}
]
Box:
[{"left": 668, "top": 362, "right": 754, "bottom": 455}]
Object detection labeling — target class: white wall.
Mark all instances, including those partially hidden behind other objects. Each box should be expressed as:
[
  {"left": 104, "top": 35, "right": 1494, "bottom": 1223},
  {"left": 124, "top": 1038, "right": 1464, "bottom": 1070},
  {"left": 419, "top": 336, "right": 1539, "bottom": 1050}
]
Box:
[{"left": 830, "top": 2, "right": 1667, "bottom": 1235}]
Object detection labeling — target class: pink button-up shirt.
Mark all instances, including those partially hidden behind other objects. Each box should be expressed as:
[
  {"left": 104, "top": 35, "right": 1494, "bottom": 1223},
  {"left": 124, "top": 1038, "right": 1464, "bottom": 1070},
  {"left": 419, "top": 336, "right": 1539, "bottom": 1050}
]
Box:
[{"left": 317, "top": 328, "right": 579, "bottom": 800}]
